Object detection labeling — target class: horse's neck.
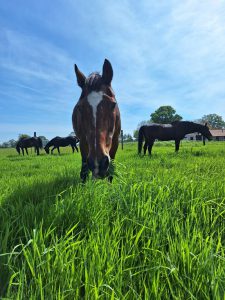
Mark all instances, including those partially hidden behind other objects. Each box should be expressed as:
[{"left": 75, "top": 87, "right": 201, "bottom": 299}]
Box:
[
  {"left": 70, "top": 138, "right": 76, "bottom": 145},
  {"left": 47, "top": 141, "right": 54, "bottom": 147},
  {"left": 184, "top": 124, "right": 201, "bottom": 134}
]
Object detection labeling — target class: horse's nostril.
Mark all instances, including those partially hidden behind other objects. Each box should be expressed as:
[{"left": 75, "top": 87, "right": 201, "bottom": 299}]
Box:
[{"left": 100, "top": 156, "right": 110, "bottom": 171}]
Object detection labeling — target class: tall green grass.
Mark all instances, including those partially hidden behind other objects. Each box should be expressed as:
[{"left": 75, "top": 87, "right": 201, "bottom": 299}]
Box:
[{"left": 0, "top": 142, "right": 225, "bottom": 299}]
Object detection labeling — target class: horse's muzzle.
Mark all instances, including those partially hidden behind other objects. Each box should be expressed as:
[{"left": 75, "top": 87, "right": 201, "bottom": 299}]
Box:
[
  {"left": 88, "top": 155, "right": 110, "bottom": 179},
  {"left": 98, "top": 155, "right": 110, "bottom": 177},
  {"left": 44, "top": 147, "right": 49, "bottom": 154}
]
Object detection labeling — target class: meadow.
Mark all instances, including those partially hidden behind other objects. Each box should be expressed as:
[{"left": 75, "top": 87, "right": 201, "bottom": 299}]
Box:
[{"left": 0, "top": 141, "right": 225, "bottom": 299}]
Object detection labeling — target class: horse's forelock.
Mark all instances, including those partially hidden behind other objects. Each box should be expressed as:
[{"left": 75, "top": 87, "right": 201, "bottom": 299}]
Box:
[{"left": 85, "top": 72, "right": 102, "bottom": 91}]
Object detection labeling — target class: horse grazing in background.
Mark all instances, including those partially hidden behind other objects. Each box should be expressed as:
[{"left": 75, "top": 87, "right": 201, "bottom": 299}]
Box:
[
  {"left": 44, "top": 136, "right": 79, "bottom": 154},
  {"left": 138, "top": 121, "right": 212, "bottom": 155},
  {"left": 16, "top": 137, "right": 43, "bottom": 156},
  {"left": 72, "top": 59, "right": 121, "bottom": 182}
]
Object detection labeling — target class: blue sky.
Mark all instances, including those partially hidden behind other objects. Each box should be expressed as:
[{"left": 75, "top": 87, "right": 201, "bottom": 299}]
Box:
[{"left": 1, "top": 0, "right": 225, "bottom": 143}]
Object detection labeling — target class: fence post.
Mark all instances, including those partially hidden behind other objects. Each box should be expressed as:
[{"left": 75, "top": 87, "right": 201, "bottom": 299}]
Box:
[
  {"left": 121, "top": 130, "right": 124, "bottom": 150},
  {"left": 32, "top": 132, "right": 37, "bottom": 154}
]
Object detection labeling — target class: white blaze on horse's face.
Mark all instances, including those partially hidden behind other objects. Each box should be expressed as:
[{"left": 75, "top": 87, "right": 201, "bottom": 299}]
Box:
[
  {"left": 87, "top": 90, "right": 105, "bottom": 176},
  {"left": 87, "top": 91, "right": 103, "bottom": 127}
]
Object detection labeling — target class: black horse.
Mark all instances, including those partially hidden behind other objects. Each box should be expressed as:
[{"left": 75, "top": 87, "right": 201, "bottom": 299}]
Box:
[
  {"left": 16, "top": 137, "right": 43, "bottom": 156},
  {"left": 138, "top": 121, "right": 212, "bottom": 155},
  {"left": 44, "top": 136, "right": 79, "bottom": 154}
]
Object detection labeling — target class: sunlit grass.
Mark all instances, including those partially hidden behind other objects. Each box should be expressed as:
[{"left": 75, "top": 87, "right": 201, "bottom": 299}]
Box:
[{"left": 0, "top": 141, "right": 225, "bottom": 299}]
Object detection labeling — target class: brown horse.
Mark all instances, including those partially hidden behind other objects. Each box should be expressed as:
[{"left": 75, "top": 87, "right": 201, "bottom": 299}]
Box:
[
  {"left": 72, "top": 59, "right": 121, "bottom": 182},
  {"left": 138, "top": 121, "right": 212, "bottom": 155}
]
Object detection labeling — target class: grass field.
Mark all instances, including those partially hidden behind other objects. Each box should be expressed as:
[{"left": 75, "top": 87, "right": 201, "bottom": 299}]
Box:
[{"left": 0, "top": 141, "right": 225, "bottom": 299}]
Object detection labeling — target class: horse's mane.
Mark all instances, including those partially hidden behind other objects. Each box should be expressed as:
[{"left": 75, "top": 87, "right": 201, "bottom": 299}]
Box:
[
  {"left": 171, "top": 121, "right": 196, "bottom": 126},
  {"left": 85, "top": 72, "right": 102, "bottom": 91}
]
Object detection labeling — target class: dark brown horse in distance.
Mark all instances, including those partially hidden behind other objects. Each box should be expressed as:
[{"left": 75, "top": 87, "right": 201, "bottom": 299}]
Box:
[
  {"left": 16, "top": 137, "right": 43, "bottom": 155},
  {"left": 44, "top": 136, "right": 79, "bottom": 154},
  {"left": 138, "top": 121, "right": 212, "bottom": 155},
  {"left": 72, "top": 59, "right": 121, "bottom": 182}
]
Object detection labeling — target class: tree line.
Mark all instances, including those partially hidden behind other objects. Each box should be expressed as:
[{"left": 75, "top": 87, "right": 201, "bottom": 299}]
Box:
[
  {"left": 1, "top": 107, "right": 225, "bottom": 147},
  {"left": 0, "top": 132, "right": 76, "bottom": 148},
  {"left": 0, "top": 134, "right": 49, "bottom": 148}
]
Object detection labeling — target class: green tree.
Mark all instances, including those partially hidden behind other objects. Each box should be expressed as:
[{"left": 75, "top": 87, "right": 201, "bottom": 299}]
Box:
[
  {"left": 18, "top": 133, "right": 30, "bottom": 140},
  {"left": 150, "top": 106, "right": 182, "bottom": 124},
  {"left": 8, "top": 139, "right": 17, "bottom": 148},
  {"left": 39, "top": 136, "right": 49, "bottom": 147},
  {"left": 69, "top": 131, "right": 76, "bottom": 137},
  {"left": 198, "top": 114, "right": 225, "bottom": 129},
  {"left": 133, "top": 130, "right": 139, "bottom": 140},
  {"left": 123, "top": 134, "right": 133, "bottom": 142}
]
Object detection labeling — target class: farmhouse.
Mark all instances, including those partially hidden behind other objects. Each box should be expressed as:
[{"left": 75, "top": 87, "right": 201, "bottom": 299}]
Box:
[{"left": 185, "top": 129, "right": 225, "bottom": 141}]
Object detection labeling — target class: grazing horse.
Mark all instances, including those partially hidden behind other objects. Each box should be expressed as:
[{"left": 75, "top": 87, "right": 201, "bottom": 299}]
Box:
[
  {"left": 138, "top": 121, "right": 212, "bottom": 155},
  {"left": 44, "top": 136, "right": 79, "bottom": 154},
  {"left": 16, "top": 137, "right": 43, "bottom": 155},
  {"left": 72, "top": 59, "right": 121, "bottom": 182}
]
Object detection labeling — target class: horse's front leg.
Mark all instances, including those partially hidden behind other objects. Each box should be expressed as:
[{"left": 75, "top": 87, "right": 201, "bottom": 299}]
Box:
[
  {"left": 51, "top": 147, "right": 55, "bottom": 154},
  {"left": 175, "top": 140, "right": 180, "bottom": 152},
  {"left": 36, "top": 147, "right": 40, "bottom": 155},
  {"left": 71, "top": 146, "right": 75, "bottom": 153},
  {"left": 22, "top": 148, "right": 25, "bottom": 156},
  {"left": 79, "top": 140, "right": 89, "bottom": 182}
]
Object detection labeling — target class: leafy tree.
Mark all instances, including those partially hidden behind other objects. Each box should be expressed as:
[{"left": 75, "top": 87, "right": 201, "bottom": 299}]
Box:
[
  {"left": 0, "top": 139, "right": 17, "bottom": 148},
  {"left": 8, "top": 139, "right": 17, "bottom": 148},
  {"left": 1, "top": 142, "right": 10, "bottom": 148},
  {"left": 18, "top": 134, "right": 30, "bottom": 140},
  {"left": 123, "top": 134, "right": 133, "bottom": 142},
  {"left": 39, "top": 136, "right": 49, "bottom": 147},
  {"left": 150, "top": 106, "right": 182, "bottom": 124},
  {"left": 69, "top": 131, "right": 76, "bottom": 137},
  {"left": 133, "top": 130, "right": 139, "bottom": 140},
  {"left": 198, "top": 114, "right": 225, "bottom": 129}
]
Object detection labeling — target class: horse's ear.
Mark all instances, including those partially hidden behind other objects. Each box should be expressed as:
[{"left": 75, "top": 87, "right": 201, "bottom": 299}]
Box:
[
  {"left": 102, "top": 59, "right": 113, "bottom": 85},
  {"left": 74, "top": 64, "right": 86, "bottom": 88}
]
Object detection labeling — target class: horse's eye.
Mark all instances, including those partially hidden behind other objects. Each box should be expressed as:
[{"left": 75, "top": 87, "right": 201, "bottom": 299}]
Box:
[{"left": 111, "top": 102, "right": 116, "bottom": 110}]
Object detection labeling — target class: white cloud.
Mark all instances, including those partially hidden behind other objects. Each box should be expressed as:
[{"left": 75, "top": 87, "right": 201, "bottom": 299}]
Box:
[{"left": 1, "top": 0, "right": 225, "bottom": 140}]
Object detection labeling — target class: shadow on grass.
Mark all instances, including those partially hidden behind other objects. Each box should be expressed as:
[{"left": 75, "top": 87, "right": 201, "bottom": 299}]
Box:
[{"left": 0, "top": 173, "right": 81, "bottom": 296}]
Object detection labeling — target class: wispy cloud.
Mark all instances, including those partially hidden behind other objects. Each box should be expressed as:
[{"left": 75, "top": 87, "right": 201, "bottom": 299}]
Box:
[{"left": 0, "top": 0, "right": 225, "bottom": 141}]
